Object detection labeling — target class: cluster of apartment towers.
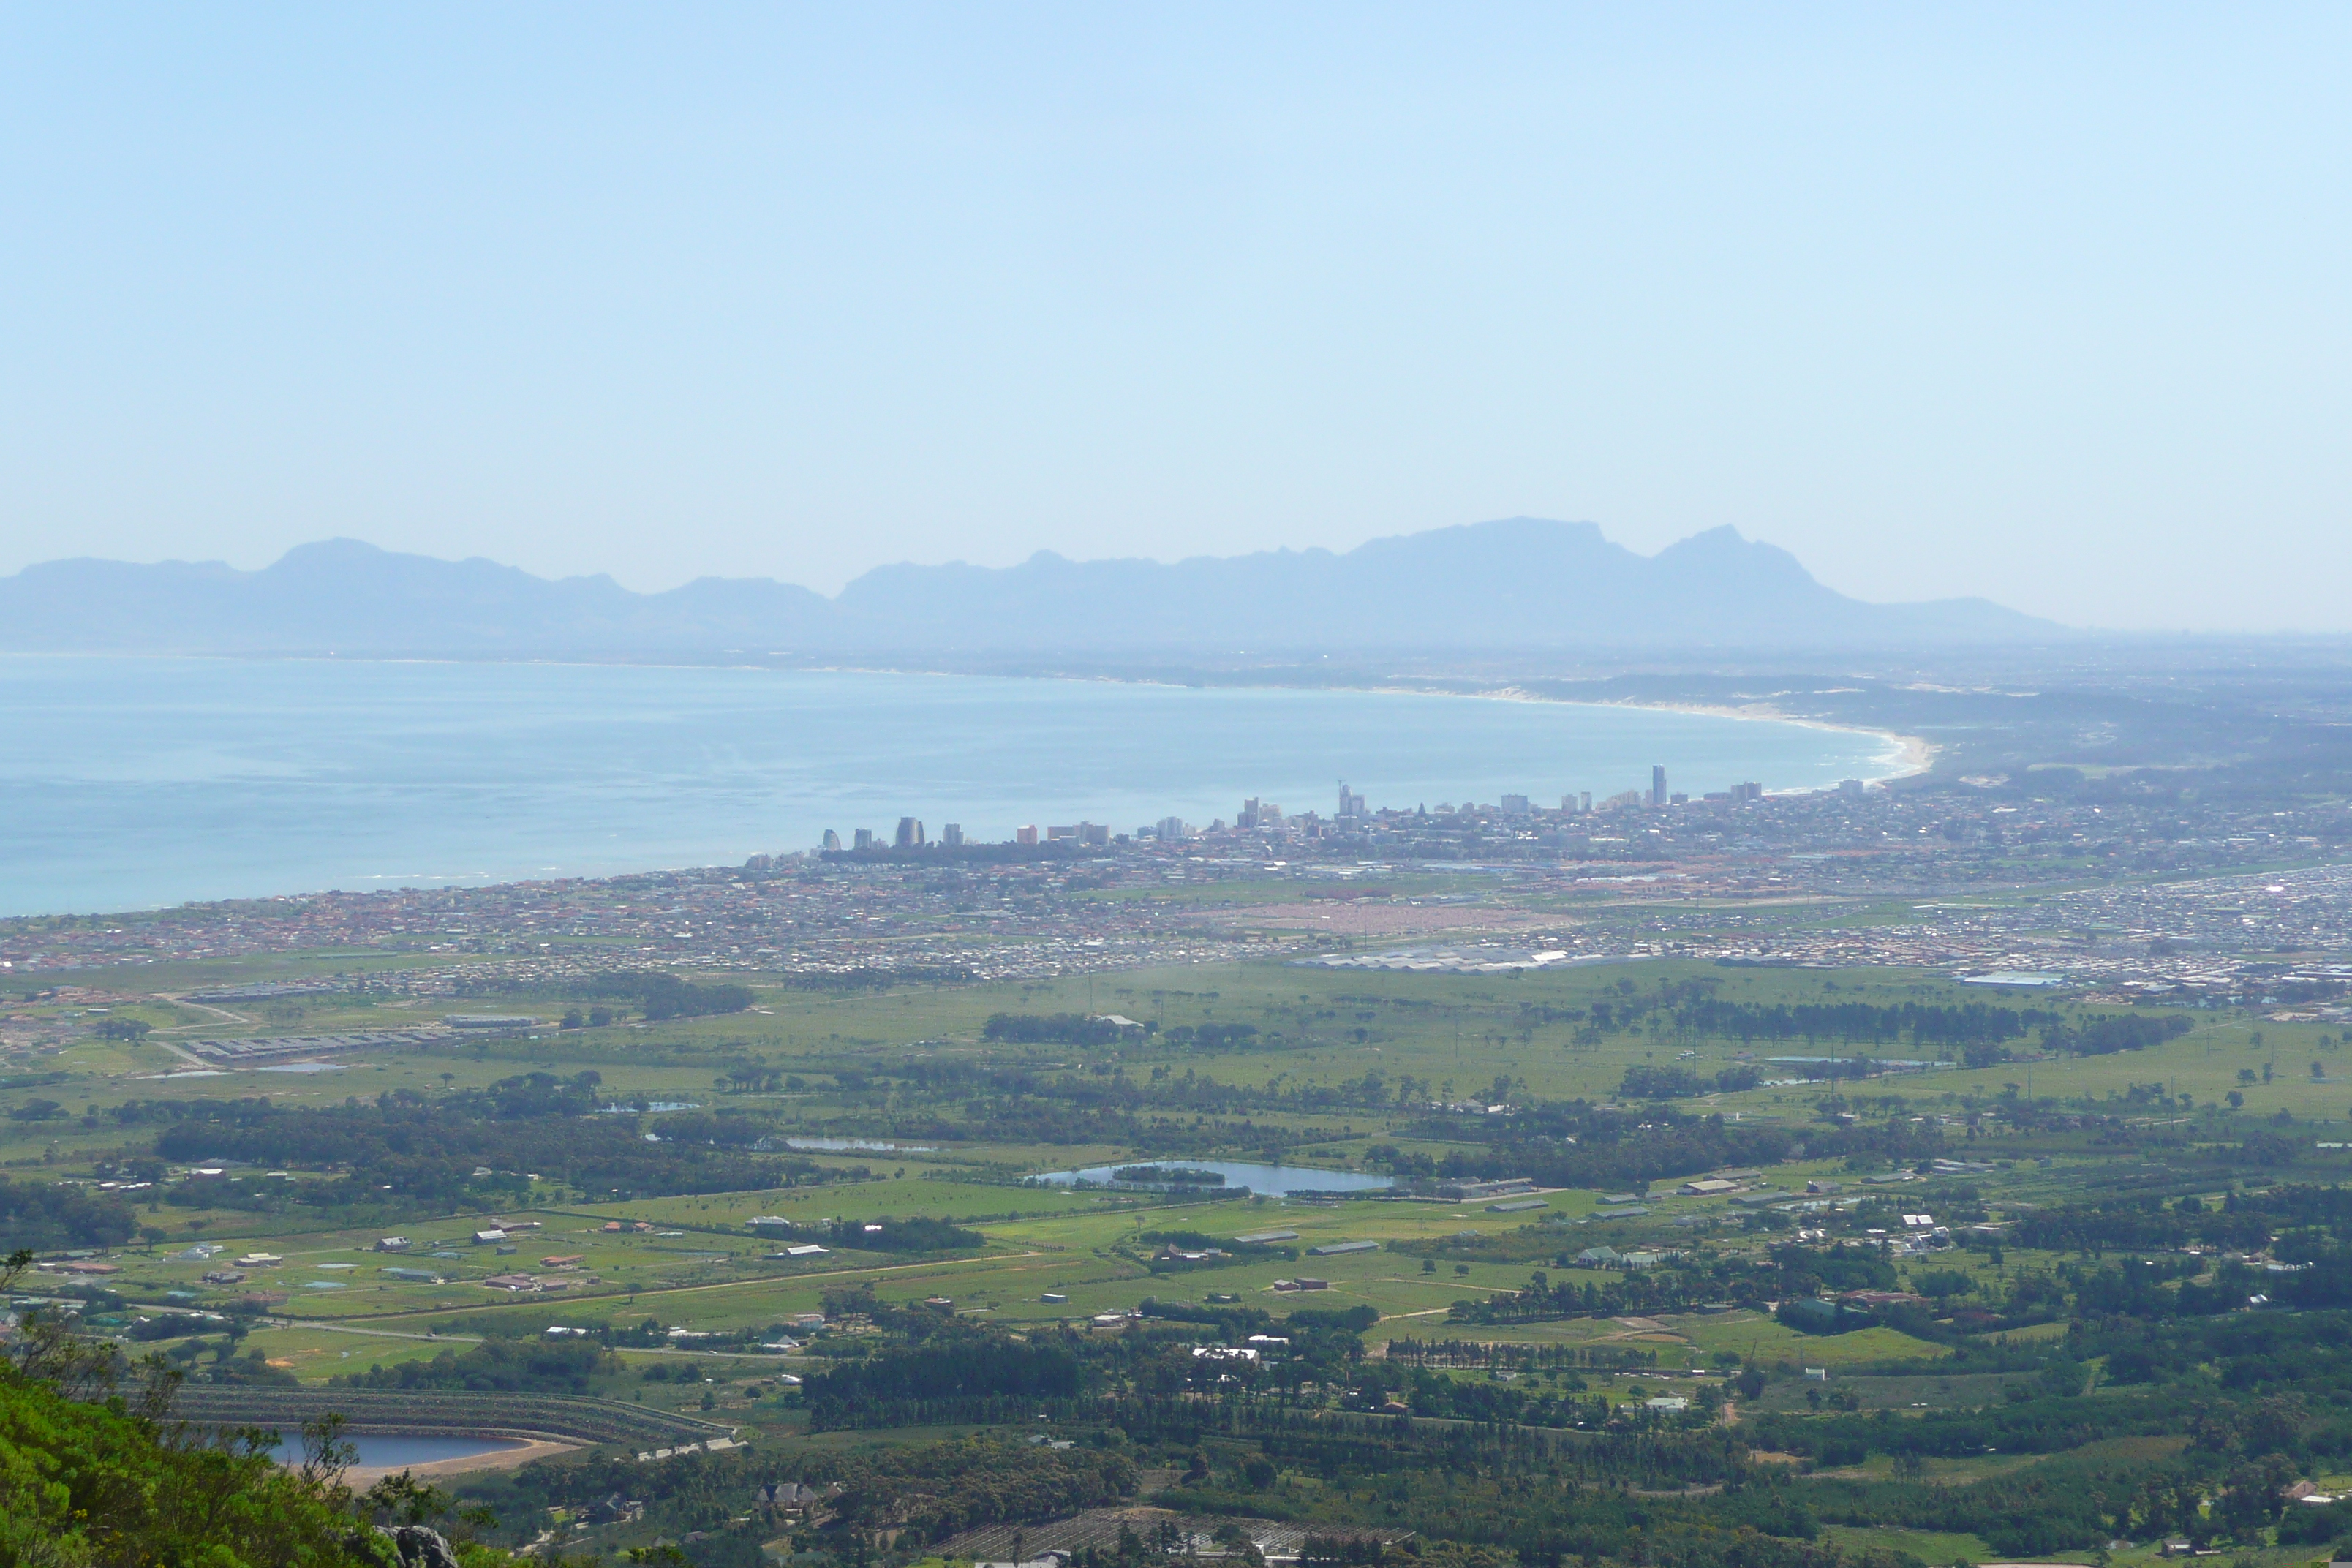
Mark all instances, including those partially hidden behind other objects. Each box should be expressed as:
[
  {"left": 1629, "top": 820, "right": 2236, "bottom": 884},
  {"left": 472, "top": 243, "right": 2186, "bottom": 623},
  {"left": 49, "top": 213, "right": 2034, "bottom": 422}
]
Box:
[{"left": 815, "top": 766, "right": 1791, "bottom": 854}]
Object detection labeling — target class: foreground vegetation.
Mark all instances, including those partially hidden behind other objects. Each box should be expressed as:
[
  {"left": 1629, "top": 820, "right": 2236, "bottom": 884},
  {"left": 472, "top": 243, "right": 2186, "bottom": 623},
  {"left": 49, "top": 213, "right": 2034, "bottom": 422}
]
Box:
[{"left": 0, "top": 1248, "right": 515, "bottom": 1568}]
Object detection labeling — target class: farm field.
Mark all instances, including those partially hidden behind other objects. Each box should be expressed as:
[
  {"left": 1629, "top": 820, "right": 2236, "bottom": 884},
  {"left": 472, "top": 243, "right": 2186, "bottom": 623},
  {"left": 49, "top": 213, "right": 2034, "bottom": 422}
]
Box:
[{"left": 12, "top": 932, "right": 2352, "bottom": 1568}]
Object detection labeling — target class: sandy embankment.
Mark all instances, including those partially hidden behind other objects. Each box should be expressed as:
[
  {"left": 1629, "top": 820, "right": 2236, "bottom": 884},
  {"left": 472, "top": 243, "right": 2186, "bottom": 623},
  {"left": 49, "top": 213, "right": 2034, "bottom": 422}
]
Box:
[{"left": 343, "top": 1436, "right": 577, "bottom": 1486}]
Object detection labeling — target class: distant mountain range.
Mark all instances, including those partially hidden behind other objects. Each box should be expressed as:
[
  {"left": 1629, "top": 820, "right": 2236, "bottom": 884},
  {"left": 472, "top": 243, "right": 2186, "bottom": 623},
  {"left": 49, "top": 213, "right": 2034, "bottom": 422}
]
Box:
[{"left": 0, "top": 519, "right": 2060, "bottom": 656}]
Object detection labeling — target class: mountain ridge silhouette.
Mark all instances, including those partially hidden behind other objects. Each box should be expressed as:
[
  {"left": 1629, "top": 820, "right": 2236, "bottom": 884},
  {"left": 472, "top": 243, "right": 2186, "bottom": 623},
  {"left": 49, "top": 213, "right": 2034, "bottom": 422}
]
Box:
[{"left": 0, "top": 518, "right": 2059, "bottom": 655}]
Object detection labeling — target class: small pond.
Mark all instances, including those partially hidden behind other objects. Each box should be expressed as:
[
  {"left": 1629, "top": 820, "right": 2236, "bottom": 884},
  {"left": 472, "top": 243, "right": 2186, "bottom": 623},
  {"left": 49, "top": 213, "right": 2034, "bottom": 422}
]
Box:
[{"left": 1032, "top": 1159, "right": 1393, "bottom": 1196}]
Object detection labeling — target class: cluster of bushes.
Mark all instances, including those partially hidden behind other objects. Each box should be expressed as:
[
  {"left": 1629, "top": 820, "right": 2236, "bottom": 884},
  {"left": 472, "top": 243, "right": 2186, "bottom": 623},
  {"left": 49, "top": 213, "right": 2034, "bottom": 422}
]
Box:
[
  {"left": 146, "top": 1079, "right": 818, "bottom": 1207},
  {"left": 332, "top": 1335, "right": 615, "bottom": 1394},
  {"left": 1163, "top": 1022, "right": 1259, "bottom": 1049},
  {"left": 1618, "top": 1063, "right": 1762, "bottom": 1098},
  {"left": 456, "top": 968, "right": 753, "bottom": 1019},
  {"left": 0, "top": 1174, "right": 136, "bottom": 1250},
  {"left": 2046, "top": 1013, "right": 2195, "bottom": 1055},
  {"left": 823, "top": 1435, "right": 1137, "bottom": 1542},
  {"left": 1411, "top": 1098, "right": 1946, "bottom": 1194},
  {"left": 825, "top": 1215, "right": 983, "bottom": 1252},
  {"left": 803, "top": 1338, "right": 1084, "bottom": 1429},
  {"left": 1673, "top": 999, "right": 2059, "bottom": 1049},
  {"left": 983, "top": 1012, "right": 1146, "bottom": 1045},
  {"left": 637, "top": 974, "right": 755, "bottom": 1021}
]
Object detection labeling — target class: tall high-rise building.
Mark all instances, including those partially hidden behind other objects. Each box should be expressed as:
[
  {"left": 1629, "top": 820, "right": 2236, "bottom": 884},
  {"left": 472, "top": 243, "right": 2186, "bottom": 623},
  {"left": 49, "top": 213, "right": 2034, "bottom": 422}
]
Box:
[
  {"left": 1500, "top": 793, "right": 1530, "bottom": 816},
  {"left": 941, "top": 823, "right": 965, "bottom": 847},
  {"left": 1014, "top": 824, "right": 1039, "bottom": 846},
  {"left": 894, "top": 817, "right": 924, "bottom": 849},
  {"left": 852, "top": 828, "right": 875, "bottom": 851},
  {"left": 821, "top": 829, "right": 842, "bottom": 851},
  {"left": 1651, "top": 766, "right": 1668, "bottom": 806},
  {"left": 1337, "top": 783, "right": 1365, "bottom": 820},
  {"left": 1240, "top": 796, "right": 1261, "bottom": 829}
]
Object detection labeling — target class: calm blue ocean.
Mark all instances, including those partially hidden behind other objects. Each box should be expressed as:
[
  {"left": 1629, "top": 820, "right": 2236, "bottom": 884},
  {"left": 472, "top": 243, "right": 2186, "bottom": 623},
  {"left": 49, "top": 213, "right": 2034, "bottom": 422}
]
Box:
[{"left": 0, "top": 657, "right": 1897, "bottom": 916}]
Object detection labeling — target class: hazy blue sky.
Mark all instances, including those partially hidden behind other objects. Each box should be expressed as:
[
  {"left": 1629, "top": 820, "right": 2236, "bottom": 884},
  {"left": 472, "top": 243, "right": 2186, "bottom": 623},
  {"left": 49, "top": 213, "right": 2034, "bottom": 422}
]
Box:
[{"left": 4, "top": 7, "right": 2347, "bottom": 630}]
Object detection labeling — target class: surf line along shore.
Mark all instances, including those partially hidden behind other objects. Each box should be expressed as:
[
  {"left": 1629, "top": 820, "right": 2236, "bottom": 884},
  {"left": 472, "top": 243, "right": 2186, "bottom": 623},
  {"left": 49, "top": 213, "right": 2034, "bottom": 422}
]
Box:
[
  {"left": 1583, "top": 697, "right": 1935, "bottom": 785},
  {"left": 1334, "top": 679, "right": 1936, "bottom": 790}
]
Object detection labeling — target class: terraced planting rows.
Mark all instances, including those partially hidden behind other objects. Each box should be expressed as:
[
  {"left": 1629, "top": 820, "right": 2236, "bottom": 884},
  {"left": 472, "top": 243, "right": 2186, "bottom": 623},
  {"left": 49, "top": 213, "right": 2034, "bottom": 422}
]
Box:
[{"left": 166, "top": 1386, "right": 736, "bottom": 1446}]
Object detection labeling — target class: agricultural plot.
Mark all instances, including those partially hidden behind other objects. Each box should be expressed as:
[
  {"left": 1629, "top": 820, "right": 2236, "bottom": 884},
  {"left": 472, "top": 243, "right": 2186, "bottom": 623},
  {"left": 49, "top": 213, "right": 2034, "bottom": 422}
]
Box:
[{"left": 15, "top": 933, "right": 2352, "bottom": 1568}]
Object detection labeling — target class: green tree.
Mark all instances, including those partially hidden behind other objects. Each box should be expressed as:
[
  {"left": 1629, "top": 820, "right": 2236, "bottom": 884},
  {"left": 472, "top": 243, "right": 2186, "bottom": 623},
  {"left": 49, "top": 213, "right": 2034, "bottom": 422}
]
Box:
[{"left": 0, "top": 1251, "right": 379, "bottom": 1566}]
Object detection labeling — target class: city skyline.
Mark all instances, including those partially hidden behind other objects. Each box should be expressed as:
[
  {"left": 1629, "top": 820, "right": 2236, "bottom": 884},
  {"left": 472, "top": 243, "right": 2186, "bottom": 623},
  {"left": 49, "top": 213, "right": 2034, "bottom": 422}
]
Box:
[{"left": 811, "top": 768, "right": 1799, "bottom": 856}]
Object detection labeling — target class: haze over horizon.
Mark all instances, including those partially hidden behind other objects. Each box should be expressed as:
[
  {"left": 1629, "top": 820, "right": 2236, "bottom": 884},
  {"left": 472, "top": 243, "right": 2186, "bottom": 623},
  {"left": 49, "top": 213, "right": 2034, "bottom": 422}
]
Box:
[
  {"left": 5, "top": 517, "right": 2022, "bottom": 604},
  {"left": 0, "top": 519, "right": 2059, "bottom": 657},
  {"left": 5, "top": 7, "right": 2349, "bottom": 631}
]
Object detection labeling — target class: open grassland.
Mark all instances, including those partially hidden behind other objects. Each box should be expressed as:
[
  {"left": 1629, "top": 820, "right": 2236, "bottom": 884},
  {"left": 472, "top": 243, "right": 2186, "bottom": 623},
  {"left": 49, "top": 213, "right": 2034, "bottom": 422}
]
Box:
[
  {"left": 18, "top": 945, "right": 2346, "bottom": 1422},
  {"left": 102, "top": 1179, "right": 2005, "bottom": 1382},
  {"left": 22, "top": 931, "right": 2352, "bottom": 1568},
  {"left": 15, "top": 949, "right": 2352, "bottom": 1212},
  {"left": 18, "top": 951, "right": 2342, "bottom": 1109}
]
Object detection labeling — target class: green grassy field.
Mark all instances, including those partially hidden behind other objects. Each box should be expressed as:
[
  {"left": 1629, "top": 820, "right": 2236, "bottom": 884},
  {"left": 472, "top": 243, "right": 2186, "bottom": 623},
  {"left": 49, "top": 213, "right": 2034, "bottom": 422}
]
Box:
[
  {"left": 26, "top": 945, "right": 2351, "bottom": 1393},
  {"left": 18, "top": 953, "right": 2352, "bottom": 1177},
  {"left": 29, "top": 927, "right": 2352, "bottom": 1568},
  {"left": 102, "top": 1180, "right": 1992, "bottom": 1384}
]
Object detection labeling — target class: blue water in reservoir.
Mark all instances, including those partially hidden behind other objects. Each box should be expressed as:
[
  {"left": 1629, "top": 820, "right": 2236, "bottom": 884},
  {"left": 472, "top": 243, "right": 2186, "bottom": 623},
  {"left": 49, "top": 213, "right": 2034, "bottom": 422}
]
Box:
[
  {"left": 271, "top": 1433, "right": 527, "bottom": 1469},
  {"left": 1038, "top": 1159, "right": 1395, "bottom": 1196},
  {"left": 0, "top": 656, "right": 1898, "bottom": 916}
]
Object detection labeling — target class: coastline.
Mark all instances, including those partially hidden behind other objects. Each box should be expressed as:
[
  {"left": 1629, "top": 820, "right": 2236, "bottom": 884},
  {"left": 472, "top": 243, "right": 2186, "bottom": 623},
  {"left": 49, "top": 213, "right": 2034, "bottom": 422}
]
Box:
[
  {"left": 1588, "top": 698, "right": 1937, "bottom": 788},
  {"left": 1338, "top": 681, "right": 1934, "bottom": 791},
  {"left": 1, "top": 648, "right": 1931, "bottom": 788},
  {"left": 0, "top": 656, "right": 1923, "bottom": 916}
]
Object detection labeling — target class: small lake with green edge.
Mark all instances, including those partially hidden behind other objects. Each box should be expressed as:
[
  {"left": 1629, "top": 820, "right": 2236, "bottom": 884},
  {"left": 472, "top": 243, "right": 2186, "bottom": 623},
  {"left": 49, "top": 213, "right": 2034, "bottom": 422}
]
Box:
[{"left": 1036, "top": 1159, "right": 1395, "bottom": 1196}]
